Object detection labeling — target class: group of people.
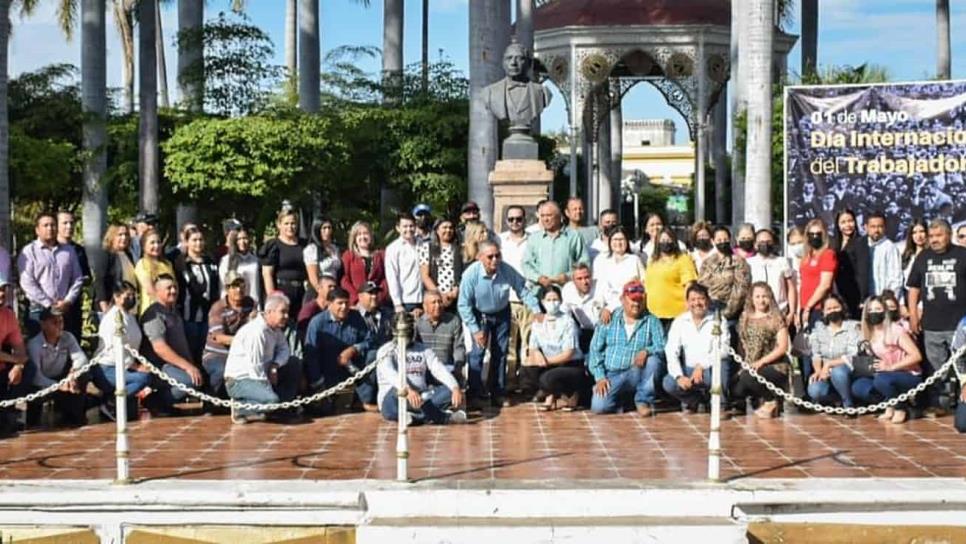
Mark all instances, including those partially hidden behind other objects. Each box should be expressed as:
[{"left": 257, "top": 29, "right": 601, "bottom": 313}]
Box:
[{"left": 0, "top": 196, "right": 964, "bottom": 436}]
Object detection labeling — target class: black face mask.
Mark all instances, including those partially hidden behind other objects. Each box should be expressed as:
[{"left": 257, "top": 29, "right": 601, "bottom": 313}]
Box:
[
  {"left": 737, "top": 240, "right": 754, "bottom": 252},
  {"left": 866, "top": 312, "right": 886, "bottom": 326},
  {"left": 695, "top": 239, "right": 712, "bottom": 251},
  {"left": 807, "top": 235, "right": 824, "bottom": 249},
  {"left": 756, "top": 242, "right": 773, "bottom": 256},
  {"left": 659, "top": 242, "right": 675, "bottom": 253},
  {"left": 887, "top": 309, "right": 900, "bottom": 321},
  {"left": 823, "top": 310, "right": 844, "bottom": 325},
  {"left": 122, "top": 296, "right": 137, "bottom": 311},
  {"left": 715, "top": 242, "right": 732, "bottom": 255}
]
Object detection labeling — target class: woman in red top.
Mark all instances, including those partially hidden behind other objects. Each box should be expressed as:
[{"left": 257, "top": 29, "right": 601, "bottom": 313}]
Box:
[
  {"left": 340, "top": 221, "right": 388, "bottom": 307},
  {"left": 798, "top": 218, "right": 837, "bottom": 330}
]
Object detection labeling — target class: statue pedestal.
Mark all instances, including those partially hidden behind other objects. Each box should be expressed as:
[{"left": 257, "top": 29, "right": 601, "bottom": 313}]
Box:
[{"left": 488, "top": 160, "right": 553, "bottom": 233}]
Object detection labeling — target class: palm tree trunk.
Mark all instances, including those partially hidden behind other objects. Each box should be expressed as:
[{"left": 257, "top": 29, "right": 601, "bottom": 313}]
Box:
[
  {"left": 468, "top": 0, "right": 510, "bottom": 226},
  {"left": 82, "top": 0, "right": 108, "bottom": 274},
  {"left": 730, "top": 0, "right": 745, "bottom": 226},
  {"left": 115, "top": 0, "right": 135, "bottom": 114},
  {"left": 139, "top": 0, "right": 160, "bottom": 214},
  {"left": 285, "top": 0, "right": 297, "bottom": 77},
  {"left": 156, "top": 0, "right": 170, "bottom": 108},
  {"left": 298, "top": 0, "right": 319, "bottom": 112},
  {"left": 382, "top": 0, "right": 404, "bottom": 103},
  {"left": 937, "top": 0, "right": 951, "bottom": 79},
  {"left": 420, "top": 0, "right": 428, "bottom": 93},
  {"left": 177, "top": 0, "right": 204, "bottom": 111},
  {"left": 0, "top": 0, "right": 11, "bottom": 248},
  {"left": 800, "top": 0, "right": 817, "bottom": 77},
  {"left": 515, "top": 0, "right": 533, "bottom": 52},
  {"left": 743, "top": 0, "right": 774, "bottom": 228}
]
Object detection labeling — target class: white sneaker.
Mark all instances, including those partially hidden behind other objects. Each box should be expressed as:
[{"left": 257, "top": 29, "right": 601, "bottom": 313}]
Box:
[{"left": 448, "top": 409, "right": 468, "bottom": 424}]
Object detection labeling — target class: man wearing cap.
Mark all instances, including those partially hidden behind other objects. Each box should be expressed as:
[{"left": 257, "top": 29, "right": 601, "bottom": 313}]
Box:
[
  {"left": 203, "top": 271, "right": 257, "bottom": 398},
  {"left": 304, "top": 287, "right": 375, "bottom": 407},
  {"left": 18, "top": 212, "right": 85, "bottom": 337},
  {"left": 522, "top": 200, "right": 588, "bottom": 297},
  {"left": 587, "top": 279, "right": 666, "bottom": 416},
  {"left": 458, "top": 241, "right": 543, "bottom": 407},
  {"left": 459, "top": 201, "right": 482, "bottom": 234},
  {"left": 0, "top": 281, "right": 30, "bottom": 437},
  {"left": 412, "top": 204, "right": 434, "bottom": 245},
  {"left": 130, "top": 212, "right": 159, "bottom": 261},
  {"left": 385, "top": 212, "right": 424, "bottom": 314},
  {"left": 24, "top": 307, "right": 89, "bottom": 426},
  {"left": 357, "top": 281, "right": 393, "bottom": 354}
]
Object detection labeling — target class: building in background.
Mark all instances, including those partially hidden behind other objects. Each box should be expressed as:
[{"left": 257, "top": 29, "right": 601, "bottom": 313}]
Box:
[{"left": 621, "top": 119, "right": 695, "bottom": 188}]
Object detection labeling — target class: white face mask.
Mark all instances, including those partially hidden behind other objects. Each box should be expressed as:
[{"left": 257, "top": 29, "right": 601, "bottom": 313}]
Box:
[
  {"left": 543, "top": 300, "right": 562, "bottom": 315},
  {"left": 788, "top": 243, "right": 804, "bottom": 259}
]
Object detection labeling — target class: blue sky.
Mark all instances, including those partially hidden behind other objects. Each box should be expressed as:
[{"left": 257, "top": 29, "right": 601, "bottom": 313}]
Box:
[{"left": 9, "top": 0, "right": 966, "bottom": 143}]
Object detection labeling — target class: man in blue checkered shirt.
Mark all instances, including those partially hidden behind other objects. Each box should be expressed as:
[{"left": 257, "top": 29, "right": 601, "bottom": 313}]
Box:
[{"left": 587, "top": 280, "right": 666, "bottom": 416}]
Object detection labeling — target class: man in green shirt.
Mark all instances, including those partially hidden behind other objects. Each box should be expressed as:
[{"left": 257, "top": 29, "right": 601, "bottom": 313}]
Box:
[{"left": 522, "top": 200, "right": 589, "bottom": 295}]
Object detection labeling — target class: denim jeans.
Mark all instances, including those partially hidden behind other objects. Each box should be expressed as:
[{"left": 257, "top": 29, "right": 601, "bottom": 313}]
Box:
[
  {"left": 852, "top": 371, "right": 921, "bottom": 409},
  {"left": 590, "top": 354, "right": 662, "bottom": 414},
  {"left": 923, "top": 330, "right": 955, "bottom": 408},
  {"left": 662, "top": 362, "right": 730, "bottom": 406},
  {"left": 467, "top": 309, "right": 511, "bottom": 398},
  {"left": 225, "top": 360, "right": 301, "bottom": 417},
  {"left": 806, "top": 364, "right": 854, "bottom": 408},
  {"left": 91, "top": 365, "right": 152, "bottom": 397},
  {"left": 380, "top": 386, "right": 453, "bottom": 424},
  {"left": 183, "top": 321, "right": 208, "bottom": 365},
  {"left": 202, "top": 355, "right": 227, "bottom": 397},
  {"left": 955, "top": 402, "right": 966, "bottom": 433},
  {"left": 158, "top": 364, "right": 197, "bottom": 407}
]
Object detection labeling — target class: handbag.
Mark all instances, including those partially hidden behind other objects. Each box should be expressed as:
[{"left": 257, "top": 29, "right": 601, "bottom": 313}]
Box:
[{"left": 851, "top": 341, "right": 876, "bottom": 379}]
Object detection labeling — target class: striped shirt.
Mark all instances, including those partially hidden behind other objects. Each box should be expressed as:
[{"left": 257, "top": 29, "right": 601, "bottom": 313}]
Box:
[
  {"left": 414, "top": 312, "right": 465, "bottom": 368},
  {"left": 587, "top": 311, "right": 666, "bottom": 381}
]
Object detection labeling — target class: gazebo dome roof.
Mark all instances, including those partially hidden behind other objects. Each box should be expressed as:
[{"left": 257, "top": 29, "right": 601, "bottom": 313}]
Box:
[{"left": 534, "top": 0, "right": 730, "bottom": 32}]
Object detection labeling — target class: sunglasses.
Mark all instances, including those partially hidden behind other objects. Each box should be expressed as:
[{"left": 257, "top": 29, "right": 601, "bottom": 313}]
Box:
[
  {"left": 483, "top": 253, "right": 502, "bottom": 260},
  {"left": 807, "top": 231, "right": 823, "bottom": 237},
  {"left": 507, "top": 217, "right": 524, "bottom": 223},
  {"left": 623, "top": 286, "right": 645, "bottom": 295}
]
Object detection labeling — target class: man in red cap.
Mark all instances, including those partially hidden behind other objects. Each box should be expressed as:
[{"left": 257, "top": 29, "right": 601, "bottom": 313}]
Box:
[{"left": 587, "top": 279, "right": 666, "bottom": 416}]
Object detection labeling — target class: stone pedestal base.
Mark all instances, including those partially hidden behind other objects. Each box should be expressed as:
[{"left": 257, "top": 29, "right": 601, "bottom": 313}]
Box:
[{"left": 488, "top": 160, "right": 553, "bottom": 234}]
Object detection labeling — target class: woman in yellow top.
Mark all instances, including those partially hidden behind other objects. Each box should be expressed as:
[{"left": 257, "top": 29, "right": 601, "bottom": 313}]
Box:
[
  {"left": 134, "top": 229, "right": 175, "bottom": 315},
  {"left": 645, "top": 227, "right": 698, "bottom": 329}
]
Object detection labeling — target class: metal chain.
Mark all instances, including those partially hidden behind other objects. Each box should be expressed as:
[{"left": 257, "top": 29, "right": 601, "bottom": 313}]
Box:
[
  {"left": 727, "top": 345, "right": 966, "bottom": 416},
  {"left": 123, "top": 346, "right": 377, "bottom": 412},
  {"left": 0, "top": 360, "right": 100, "bottom": 408}
]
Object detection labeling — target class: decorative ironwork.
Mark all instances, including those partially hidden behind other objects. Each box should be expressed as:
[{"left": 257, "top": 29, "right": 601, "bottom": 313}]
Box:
[
  {"left": 665, "top": 52, "right": 695, "bottom": 78},
  {"left": 707, "top": 54, "right": 728, "bottom": 84}
]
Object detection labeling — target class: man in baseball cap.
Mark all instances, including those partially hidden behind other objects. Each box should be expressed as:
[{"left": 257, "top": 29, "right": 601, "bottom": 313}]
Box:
[{"left": 412, "top": 204, "right": 433, "bottom": 244}]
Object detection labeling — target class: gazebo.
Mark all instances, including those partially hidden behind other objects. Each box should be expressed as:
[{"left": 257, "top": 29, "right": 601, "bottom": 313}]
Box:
[{"left": 531, "top": 0, "right": 796, "bottom": 221}]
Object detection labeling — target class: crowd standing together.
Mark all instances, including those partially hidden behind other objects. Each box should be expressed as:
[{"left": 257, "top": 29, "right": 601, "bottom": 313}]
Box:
[{"left": 1, "top": 198, "right": 965, "bottom": 437}]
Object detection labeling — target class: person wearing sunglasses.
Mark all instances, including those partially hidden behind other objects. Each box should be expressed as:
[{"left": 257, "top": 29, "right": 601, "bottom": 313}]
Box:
[
  {"left": 499, "top": 206, "right": 532, "bottom": 394},
  {"left": 458, "top": 241, "right": 543, "bottom": 408}
]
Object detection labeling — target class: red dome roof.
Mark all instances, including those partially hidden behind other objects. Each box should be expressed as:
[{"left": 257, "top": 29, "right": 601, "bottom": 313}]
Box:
[{"left": 535, "top": 0, "right": 730, "bottom": 31}]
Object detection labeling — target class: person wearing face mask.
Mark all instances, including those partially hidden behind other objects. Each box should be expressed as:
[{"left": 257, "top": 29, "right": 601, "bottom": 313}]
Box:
[
  {"left": 850, "top": 296, "right": 923, "bottom": 424},
  {"left": 518, "top": 285, "right": 584, "bottom": 410},
  {"left": 880, "top": 290, "right": 910, "bottom": 333},
  {"left": 734, "top": 223, "right": 757, "bottom": 260},
  {"left": 805, "top": 294, "right": 861, "bottom": 410},
  {"left": 697, "top": 226, "right": 751, "bottom": 322},
  {"left": 786, "top": 227, "right": 805, "bottom": 283},
  {"left": 798, "top": 218, "right": 837, "bottom": 333},
  {"left": 688, "top": 222, "right": 717, "bottom": 272},
  {"left": 747, "top": 228, "right": 798, "bottom": 325},
  {"left": 644, "top": 227, "right": 698, "bottom": 331},
  {"left": 89, "top": 281, "right": 152, "bottom": 421}
]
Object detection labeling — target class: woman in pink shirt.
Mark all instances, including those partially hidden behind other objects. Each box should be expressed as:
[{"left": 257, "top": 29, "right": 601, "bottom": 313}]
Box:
[{"left": 851, "top": 296, "right": 923, "bottom": 424}]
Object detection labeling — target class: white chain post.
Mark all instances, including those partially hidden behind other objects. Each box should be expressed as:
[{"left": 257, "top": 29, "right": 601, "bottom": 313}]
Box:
[
  {"left": 113, "top": 309, "right": 130, "bottom": 485},
  {"left": 395, "top": 313, "right": 411, "bottom": 482},
  {"left": 708, "top": 309, "right": 722, "bottom": 483}
]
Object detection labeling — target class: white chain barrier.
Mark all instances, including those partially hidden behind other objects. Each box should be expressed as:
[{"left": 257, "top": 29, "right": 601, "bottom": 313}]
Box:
[
  {"left": 728, "top": 345, "right": 966, "bottom": 416},
  {"left": 123, "top": 346, "right": 377, "bottom": 412},
  {"left": 0, "top": 359, "right": 100, "bottom": 409}
]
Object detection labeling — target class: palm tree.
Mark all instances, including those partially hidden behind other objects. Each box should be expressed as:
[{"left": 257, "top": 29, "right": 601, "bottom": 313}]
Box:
[
  {"left": 81, "top": 0, "right": 107, "bottom": 271},
  {"left": 730, "top": 0, "right": 745, "bottom": 226},
  {"left": 420, "top": 0, "right": 427, "bottom": 93},
  {"left": 468, "top": 0, "right": 510, "bottom": 226},
  {"left": 0, "top": 0, "right": 12, "bottom": 249},
  {"left": 800, "top": 0, "right": 817, "bottom": 77},
  {"left": 285, "top": 0, "right": 296, "bottom": 78},
  {"left": 113, "top": 0, "right": 135, "bottom": 113},
  {"left": 140, "top": 0, "right": 159, "bottom": 214},
  {"left": 743, "top": 0, "right": 774, "bottom": 229},
  {"left": 156, "top": 0, "right": 170, "bottom": 107},
  {"left": 298, "top": 0, "right": 319, "bottom": 111},
  {"left": 382, "top": 0, "right": 403, "bottom": 103},
  {"left": 937, "top": 0, "right": 951, "bottom": 79},
  {"left": 177, "top": 0, "right": 203, "bottom": 111}
]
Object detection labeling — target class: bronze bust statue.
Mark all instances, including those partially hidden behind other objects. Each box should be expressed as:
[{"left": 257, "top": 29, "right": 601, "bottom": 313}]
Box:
[{"left": 483, "top": 38, "right": 551, "bottom": 159}]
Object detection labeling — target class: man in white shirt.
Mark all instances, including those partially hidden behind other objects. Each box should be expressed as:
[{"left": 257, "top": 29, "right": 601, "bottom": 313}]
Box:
[
  {"left": 561, "top": 263, "right": 601, "bottom": 352},
  {"left": 385, "top": 213, "right": 424, "bottom": 313},
  {"left": 377, "top": 312, "right": 466, "bottom": 425},
  {"left": 587, "top": 209, "right": 619, "bottom": 263},
  {"left": 864, "top": 211, "right": 903, "bottom": 297},
  {"left": 746, "top": 228, "right": 798, "bottom": 323},
  {"left": 499, "top": 205, "right": 531, "bottom": 392},
  {"left": 225, "top": 293, "right": 300, "bottom": 424},
  {"left": 662, "top": 284, "right": 731, "bottom": 411}
]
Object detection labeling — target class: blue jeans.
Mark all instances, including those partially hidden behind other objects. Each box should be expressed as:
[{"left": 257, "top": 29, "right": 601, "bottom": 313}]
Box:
[
  {"left": 183, "top": 321, "right": 208, "bottom": 365},
  {"left": 467, "top": 309, "right": 511, "bottom": 398},
  {"left": 202, "top": 355, "right": 227, "bottom": 397},
  {"left": 806, "top": 364, "right": 854, "bottom": 408},
  {"left": 91, "top": 365, "right": 152, "bottom": 397},
  {"left": 852, "top": 372, "right": 921, "bottom": 409},
  {"left": 225, "top": 360, "right": 301, "bottom": 417},
  {"left": 662, "top": 362, "right": 730, "bottom": 406},
  {"left": 955, "top": 402, "right": 966, "bottom": 433},
  {"left": 380, "top": 386, "right": 453, "bottom": 425},
  {"left": 590, "top": 355, "right": 662, "bottom": 414}
]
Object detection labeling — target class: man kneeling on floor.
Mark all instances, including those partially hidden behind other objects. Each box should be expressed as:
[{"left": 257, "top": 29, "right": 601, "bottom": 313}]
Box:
[
  {"left": 377, "top": 313, "right": 466, "bottom": 425},
  {"left": 225, "top": 293, "right": 301, "bottom": 424}
]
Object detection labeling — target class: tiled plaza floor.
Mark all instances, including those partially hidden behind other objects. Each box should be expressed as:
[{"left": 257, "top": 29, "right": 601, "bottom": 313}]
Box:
[{"left": 1, "top": 405, "right": 965, "bottom": 482}]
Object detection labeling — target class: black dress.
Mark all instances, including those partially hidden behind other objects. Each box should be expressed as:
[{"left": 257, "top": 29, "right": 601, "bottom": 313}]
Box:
[
  {"left": 259, "top": 238, "right": 307, "bottom": 319},
  {"left": 833, "top": 235, "right": 869, "bottom": 319}
]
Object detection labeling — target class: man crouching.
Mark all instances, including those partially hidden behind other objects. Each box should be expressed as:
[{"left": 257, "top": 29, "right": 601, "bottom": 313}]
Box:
[{"left": 377, "top": 312, "right": 466, "bottom": 425}]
